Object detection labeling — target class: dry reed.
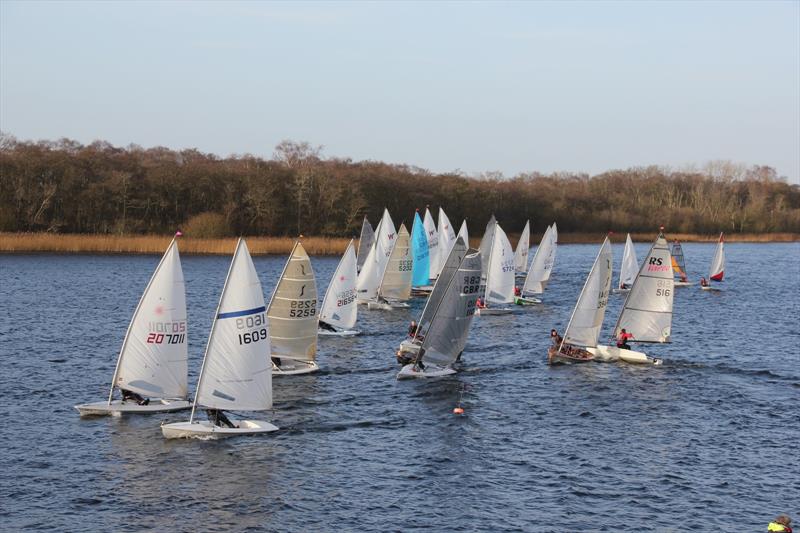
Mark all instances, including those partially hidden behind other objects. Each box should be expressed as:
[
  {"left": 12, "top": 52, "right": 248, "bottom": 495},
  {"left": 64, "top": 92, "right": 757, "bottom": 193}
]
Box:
[{"left": 0, "top": 231, "right": 796, "bottom": 255}]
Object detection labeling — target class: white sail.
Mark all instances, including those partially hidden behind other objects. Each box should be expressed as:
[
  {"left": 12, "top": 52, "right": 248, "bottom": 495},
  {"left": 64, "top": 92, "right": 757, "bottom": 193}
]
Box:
[
  {"left": 195, "top": 239, "right": 272, "bottom": 411},
  {"left": 267, "top": 241, "right": 318, "bottom": 362},
  {"left": 457, "top": 220, "right": 469, "bottom": 246},
  {"left": 614, "top": 234, "right": 674, "bottom": 343},
  {"left": 619, "top": 233, "right": 639, "bottom": 289},
  {"left": 709, "top": 233, "right": 725, "bottom": 282},
  {"left": 355, "top": 242, "right": 380, "bottom": 301},
  {"left": 436, "top": 207, "right": 457, "bottom": 277},
  {"left": 415, "top": 237, "right": 468, "bottom": 337},
  {"left": 478, "top": 215, "right": 496, "bottom": 277},
  {"left": 423, "top": 208, "right": 439, "bottom": 278},
  {"left": 375, "top": 208, "right": 397, "bottom": 280},
  {"left": 420, "top": 248, "right": 482, "bottom": 368},
  {"left": 378, "top": 224, "right": 412, "bottom": 301},
  {"left": 563, "top": 237, "right": 613, "bottom": 348},
  {"left": 523, "top": 224, "right": 555, "bottom": 294},
  {"left": 356, "top": 217, "right": 374, "bottom": 273},
  {"left": 485, "top": 223, "right": 515, "bottom": 305},
  {"left": 112, "top": 238, "right": 188, "bottom": 399},
  {"left": 514, "top": 220, "right": 531, "bottom": 273},
  {"left": 320, "top": 240, "right": 357, "bottom": 330}
]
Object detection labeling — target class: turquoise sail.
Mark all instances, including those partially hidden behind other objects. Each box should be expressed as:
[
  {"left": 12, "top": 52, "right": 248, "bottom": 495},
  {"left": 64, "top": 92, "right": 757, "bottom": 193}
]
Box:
[{"left": 411, "top": 211, "right": 430, "bottom": 287}]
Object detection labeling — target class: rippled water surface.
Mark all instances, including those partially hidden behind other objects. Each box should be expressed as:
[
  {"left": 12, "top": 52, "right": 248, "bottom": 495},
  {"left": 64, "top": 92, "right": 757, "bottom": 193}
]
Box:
[{"left": 1, "top": 242, "right": 798, "bottom": 531}]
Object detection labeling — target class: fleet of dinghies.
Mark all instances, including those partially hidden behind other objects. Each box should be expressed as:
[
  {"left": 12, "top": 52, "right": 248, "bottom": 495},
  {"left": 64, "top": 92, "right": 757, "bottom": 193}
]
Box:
[{"left": 76, "top": 210, "right": 731, "bottom": 439}]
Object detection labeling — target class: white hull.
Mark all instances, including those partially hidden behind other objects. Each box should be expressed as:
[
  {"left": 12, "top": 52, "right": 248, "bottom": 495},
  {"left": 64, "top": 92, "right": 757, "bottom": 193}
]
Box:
[
  {"left": 367, "top": 300, "right": 410, "bottom": 310},
  {"left": 700, "top": 286, "right": 720, "bottom": 291},
  {"left": 674, "top": 281, "right": 694, "bottom": 287},
  {"left": 514, "top": 296, "right": 541, "bottom": 305},
  {"left": 318, "top": 328, "right": 360, "bottom": 337},
  {"left": 612, "top": 288, "right": 631, "bottom": 294},
  {"left": 75, "top": 399, "right": 191, "bottom": 417},
  {"left": 396, "top": 363, "right": 456, "bottom": 380},
  {"left": 161, "top": 419, "right": 279, "bottom": 439},
  {"left": 588, "top": 345, "right": 662, "bottom": 365},
  {"left": 475, "top": 307, "right": 514, "bottom": 316},
  {"left": 272, "top": 359, "right": 320, "bottom": 376}
]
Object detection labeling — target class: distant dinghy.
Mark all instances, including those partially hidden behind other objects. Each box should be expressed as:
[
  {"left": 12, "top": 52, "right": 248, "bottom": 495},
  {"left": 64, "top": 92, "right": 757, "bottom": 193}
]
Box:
[
  {"left": 319, "top": 239, "right": 360, "bottom": 336},
  {"left": 522, "top": 223, "right": 558, "bottom": 297},
  {"left": 614, "top": 233, "right": 638, "bottom": 293},
  {"left": 548, "top": 237, "right": 612, "bottom": 365},
  {"left": 436, "top": 207, "right": 458, "bottom": 278},
  {"left": 410, "top": 210, "right": 431, "bottom": 289},
  {"left": 475, "top": 221, "right": 516, "bottom": 315},
  {"left": 368, "top": 223, "right": 413, "bottom": 310},
  {"left": 398, "top": 239, "right": 481, "bottom": 379},
  {"left": 457, "top": 220, "right": 469, "bottom": 247},
  {"left": 514, "top": 220, "right": 531, "bottom": 277},
  {"left": 161, "top": 238, "right": 278, "bottom": 439},
  {"left": 269, "top": 241, "right": 320, "bottom": 375},
  {"left": 356, "top": 216, "right": 374, "bottom": 274},
  {"left": 423, "top": 207, "right": 440, "bottom": 281},
  {"left": 589, "top": 232, "right": 673, "bottom": 365},
  {"left": 671, "top": 240, "right": 693, "bottom": 287},
  {"left": 356, "top": 208, "right": 396, "bottom": 303},
  {"left": 702, "top": 233, "right": 725, "bottom": 291},
  {"left": 75, "top": 237, "right": 191, "bottom": 416}
]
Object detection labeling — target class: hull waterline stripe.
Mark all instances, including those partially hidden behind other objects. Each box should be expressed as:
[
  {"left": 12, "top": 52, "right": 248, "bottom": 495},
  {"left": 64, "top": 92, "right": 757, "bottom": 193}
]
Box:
[{"left": 217, "top": 306, "right": 266, "bottom": 319}]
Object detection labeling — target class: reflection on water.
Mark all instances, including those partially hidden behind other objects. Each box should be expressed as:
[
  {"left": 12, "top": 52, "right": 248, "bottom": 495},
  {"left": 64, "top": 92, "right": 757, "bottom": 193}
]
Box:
[{"left": 0, "top": 242, "right": 798, "bottom": 530}]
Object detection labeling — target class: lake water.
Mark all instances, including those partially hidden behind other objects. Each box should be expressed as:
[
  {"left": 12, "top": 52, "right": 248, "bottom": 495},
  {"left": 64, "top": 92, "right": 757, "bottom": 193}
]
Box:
[{"left": 1, "top": 242, "right": 798, "bottom": 531}]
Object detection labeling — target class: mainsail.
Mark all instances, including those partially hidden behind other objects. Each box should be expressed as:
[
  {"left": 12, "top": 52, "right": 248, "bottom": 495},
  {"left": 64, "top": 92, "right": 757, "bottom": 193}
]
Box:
[
  {"left": 356, "top": 208, "right": 396, "bottom": 301},
  {"left": 418, "top": 248, "right": 482, "bottom": 368},
  {"left": 267, "top": 241, "right": 318, "bottom": 363},
  {"left": 709, "top": 233, "right": 725, "bottom": 282},
  {"left": 356, "top": 216, "right": 374, "bottom": 274},
  {"left": 457, "top": 220, "right": 469, "bottom": 247},
  {"left": 375, "top": 208, "right": 397, "bottom": 278},
  {"left": 423, "top": 208, "right": 439, "bottom": 279},
  {"left": 619, "top": 233, "right": 639, "bottom": 289},
  {"left": 194, "top": 238, "right": 272, "bottom": 413},
  {"left": 414, "top": 237, "right": 468, "bottom": 340},
  {"left": 478, "top": 215, "right": 497, "bottom": 277},
  {"left": 613, "top": 234, "right": 674, "bottom": 343},
  {"left": 563, "top": 237, "right": 613, "bottom": 349},
  {"left": 378, "top": 223, "right": 412, "bottom": 301},
  {"left": 485, "top": 223, "right": 515, "bottom": 305},
  {"left": 111, "top": 238, "right": 188, "bottom": 400},
  {"left": 411, "top": 211, "right": 430, "bottom": 287},
  {"left": 319, "top": 240, "right": 358, "bottom": 331},
  {"left": 670, "top": 241, "right": 687, "bottom": 280},
  {"left": 436, "top": 207, "right": 457, "bottom": 278},
  {"left": 514, "top": 220, "right": 531, "bottom": 274},
  {"left": 522, "top": 224, "right": 556, "bottom": 294}
]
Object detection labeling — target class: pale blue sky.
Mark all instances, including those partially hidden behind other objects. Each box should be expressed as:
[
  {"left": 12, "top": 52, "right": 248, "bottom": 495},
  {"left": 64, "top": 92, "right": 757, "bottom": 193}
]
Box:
[{"left": 1, "top": 1, "right": 798, "bottom": 181}]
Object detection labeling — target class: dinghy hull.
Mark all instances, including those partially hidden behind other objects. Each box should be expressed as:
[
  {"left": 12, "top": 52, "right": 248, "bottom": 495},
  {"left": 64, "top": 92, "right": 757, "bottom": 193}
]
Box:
[
  {"left": 514, "top": 296, "right": 541, "bottom": 305},
  {"left": 547, "top": 345, "right": 594, "bottom": 365},
  {"left": 700, "top": 286, "right": 720, "bottom": 291},
  {"left": 475, "top": 307, "right": 514, "bottom": 316},
  {"left": 161, "top": 419, "right": 279, "bottom": 439},
  {"left": 674, "top": 281, "right": 694, "bottom": 287},
  {"left": 588, "top": 345, "right": 662, "bottom": 365},
  {"left": 271, "top": 359, "right": 320, "bottom": 376},
  {"left": 318, "top": 329, "right": 360, "bottom": 337},
  {"left": 396, "top": 363, "right": 456, "bottom": 379},
  {"left": 367, "top": 300, "right": 410, "bottom": 310},
  {"left": 75, "top": 399, "right": 191, "bottom": 417}
]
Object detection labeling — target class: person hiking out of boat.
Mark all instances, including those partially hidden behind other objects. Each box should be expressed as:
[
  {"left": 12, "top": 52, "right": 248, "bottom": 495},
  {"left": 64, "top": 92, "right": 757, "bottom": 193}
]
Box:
[
  {"left": 476, "top": 297, "right": 486, "bottom": 309},
  {"left": 120, "top": 388, "right": 149, "bottom": 406},
  {"left": 700, "top": 277, "right": 709, "bottom": 287},
  {"left": 319, "top": 320, "right": 337, "bottom": 332},
  {"left": 206, "top": 408, "right": 237, "bottom": 429},
  {"left": 768, "top": 515, "right": 793, "bottom": 532},
  {"left": 617, "top": 329, "right": 634, "bottom": 350},
  {"left": 271, "top": 357, "right": 282, "bottom": 368},
  {"left": 408, "top": 320, "right": 418, "bottom": 337},
  {"left": 550, "top": 329, "right": 563, "bottom": 347}
]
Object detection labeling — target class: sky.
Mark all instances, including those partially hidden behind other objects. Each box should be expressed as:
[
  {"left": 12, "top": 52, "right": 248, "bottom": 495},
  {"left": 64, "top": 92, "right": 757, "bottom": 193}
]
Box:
[{"left": 1, "top": 1, "right": 798, "bottom": 181}]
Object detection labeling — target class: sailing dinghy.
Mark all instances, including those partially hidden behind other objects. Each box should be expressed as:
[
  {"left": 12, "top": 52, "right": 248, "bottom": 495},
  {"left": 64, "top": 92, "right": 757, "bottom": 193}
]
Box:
[
  {"left": 521, "top": 223, "right": 557, "bottom": 300},
  {"left": 318, "top": 239, "right": 360, "bottom": 336},
  {"left": 368, "top": 223, "right": 413, "bottom": 309},
  {"left": 356, "top": 208, "right": 396, "bottom": 303},
  {"left": 161, "top": 238, "right": 278, "bottom": 438},
  {"left": 423, "top": 207, "right": 439, "bottom": 281},
  {"left": 614, "top": 233, "right": 638, "bottom": 293},
  {"left": 269, "top": 241, "right": 320, "bottom": 375},
  {"left": 548, "top": 237, "right": 612, "bottom": 364},
  {"left": 701, "top": 233, "right": 725, "bottom": 291},
  {"left": 397, "top": 243, "right": 481, "bottom": 379},
  {"left": 436, "top": 207, "right": 457, "bottom": 278},
  {"left": 476, "top": 222, "right": 517, "bottom": 315},
  {"left": 589, "top": 232, "right": 673, "bottom": 365},
  {"left": 671, "top": 240, "right": 693, "bottom": 287},
  {"left": 356, "top": 216, "right": 374, "bottom": 274},
  {"left": 457, "top": 220, "right": 469, "bottom": 248},
  {"left": 76, "top": 237, "right": 191, "bottom": 416},
  {"left": 410, "top": 210, "right": 432, "bottom": 293},
  {"left": 397, "top": 236, "right": 469, "bottom": 364},
  {"left": 514, "top": 220, "right": 531, "bottom": 277}
]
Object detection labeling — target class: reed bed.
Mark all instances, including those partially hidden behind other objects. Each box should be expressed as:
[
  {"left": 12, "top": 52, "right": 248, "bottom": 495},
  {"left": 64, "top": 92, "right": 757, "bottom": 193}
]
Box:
[{"left": 0, "top": 231, "right": 796, "bottom": 255}]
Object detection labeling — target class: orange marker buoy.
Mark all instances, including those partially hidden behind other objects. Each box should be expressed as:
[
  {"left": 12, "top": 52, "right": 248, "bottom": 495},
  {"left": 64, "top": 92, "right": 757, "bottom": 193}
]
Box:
[{"left": 453, "top": 407, "right": 464, "bottom": 415}]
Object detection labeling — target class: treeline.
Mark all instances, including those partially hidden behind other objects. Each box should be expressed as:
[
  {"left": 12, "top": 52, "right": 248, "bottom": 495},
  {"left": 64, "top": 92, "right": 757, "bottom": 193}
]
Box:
[{"left": 1, "top": 134, "right": 799, "bottom": 237}]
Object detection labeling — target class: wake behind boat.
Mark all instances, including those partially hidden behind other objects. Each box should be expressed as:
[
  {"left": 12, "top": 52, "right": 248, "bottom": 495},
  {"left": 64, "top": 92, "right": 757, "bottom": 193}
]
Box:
[
  {"left": 75, "top": 236, "right": 191, "bottom": 416},
  {"left": 161, "top": 238, "right": 278, "bottom": 439}
]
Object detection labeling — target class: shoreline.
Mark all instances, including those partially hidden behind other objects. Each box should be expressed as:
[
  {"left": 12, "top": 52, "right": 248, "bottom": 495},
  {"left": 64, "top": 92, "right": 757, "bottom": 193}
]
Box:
[{"left": 0, "top": 232, "right": 797, "bottom": 255}]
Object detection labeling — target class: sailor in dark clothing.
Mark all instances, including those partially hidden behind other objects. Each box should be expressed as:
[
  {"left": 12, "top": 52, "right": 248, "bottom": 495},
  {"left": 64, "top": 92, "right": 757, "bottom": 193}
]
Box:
[
  {"left": 550, "top": 329, "right": 563, "bottom": 347},
  {"left": 121, "top": 388, "right": 149, "bottom": 406},
  {"left": 206, "top": 409, "right": 237, "bottom": 428},
  {"left": 318, "top": 320, "right": 337, "bottom": 332},
  {"left": 408, "top": 320, "right": 418, "bottom": 337},
  {"left": 272, "top": 357, "right": 282, "bottom": 368}
]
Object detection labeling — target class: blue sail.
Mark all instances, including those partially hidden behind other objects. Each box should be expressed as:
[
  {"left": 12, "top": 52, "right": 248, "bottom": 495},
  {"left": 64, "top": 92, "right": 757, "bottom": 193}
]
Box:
[{"left": 411, "top": 211, "right": 430, "bottom": 287}]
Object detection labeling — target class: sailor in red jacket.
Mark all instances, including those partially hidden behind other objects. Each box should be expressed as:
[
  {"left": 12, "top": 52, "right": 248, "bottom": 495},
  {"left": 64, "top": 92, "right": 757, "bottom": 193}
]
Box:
[{"left": 616, "top": 329, "right": 634, "bottom": 350}]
